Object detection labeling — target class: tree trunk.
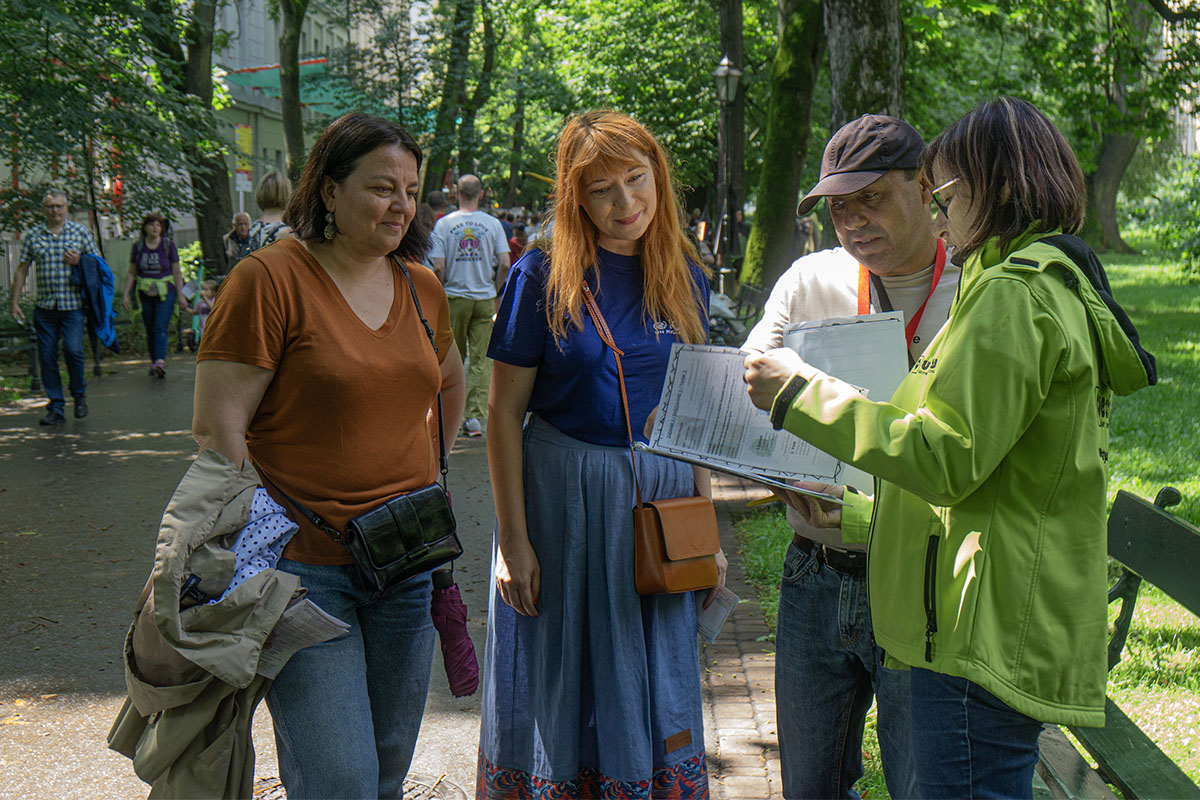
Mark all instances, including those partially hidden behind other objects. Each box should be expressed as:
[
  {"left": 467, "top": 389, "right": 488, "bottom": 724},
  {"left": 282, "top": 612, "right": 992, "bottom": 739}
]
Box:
[
  {"left": 718, "top": 0, "right": 745, "bottom": 214},
  {"left": 422, "top": 0, "right": 478, "bottom": 198},
  {"left": 741, "top": 0, "right": 825, "bottom": 290},
  {"left": 279, "top": 0, "right": 311, "bottom": 182},
  {"left": 1083, "top": 132, "right": 1139, "bottom": 253},
  {"left": 456, "top": 0, "right": 496, "bottom": 176},
  {"left": 504, "top": 85, "right": 526, "bottom": 207},
  {"left": 1080, "top": 0, "right": 1157, "bottom": 253},
  {"left": 144, "top": 0, "right": 231, "bottom": 277},
  {"left": 825, "top": 0, "right": 904, "bottom": 129},
  {"left": 183, "top": 0, "right": 231, "bottom": 276}
]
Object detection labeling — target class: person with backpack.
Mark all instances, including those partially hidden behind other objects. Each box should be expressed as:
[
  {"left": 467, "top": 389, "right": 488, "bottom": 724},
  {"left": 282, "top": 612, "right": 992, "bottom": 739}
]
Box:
[{"left": 122, "top": 212, "right": 187, "bottom": 378}]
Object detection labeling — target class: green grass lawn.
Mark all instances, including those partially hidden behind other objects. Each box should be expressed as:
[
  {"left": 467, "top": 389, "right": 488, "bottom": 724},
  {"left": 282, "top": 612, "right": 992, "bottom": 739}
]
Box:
[{"left": 731, "top": 249, "right": 1200, "bottom": 797}]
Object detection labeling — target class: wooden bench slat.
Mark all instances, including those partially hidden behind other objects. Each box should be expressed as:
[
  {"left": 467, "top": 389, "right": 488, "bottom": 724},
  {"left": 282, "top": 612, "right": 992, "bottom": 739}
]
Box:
[
  {"left": 1036, "top": 725, "right": 1118, "bottom": 799},
  {"left": 1073, "top": 699, "right": 1200, "bottom": 800},
  {"left": 1037, "top": 488, "right": 1199, "bottom": 799},
  {"left": 1108, "top": 491, "right": 1200, "bottom": 617}
]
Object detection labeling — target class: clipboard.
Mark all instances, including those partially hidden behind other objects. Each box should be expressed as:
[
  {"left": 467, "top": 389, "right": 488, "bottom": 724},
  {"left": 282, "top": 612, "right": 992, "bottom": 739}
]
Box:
[{"left": 633, "top": 442, "right": 845, "bottom": 505}]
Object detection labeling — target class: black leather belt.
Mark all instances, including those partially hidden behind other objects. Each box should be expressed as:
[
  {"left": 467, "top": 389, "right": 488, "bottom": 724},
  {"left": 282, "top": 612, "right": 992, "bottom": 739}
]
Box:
[{"left": 793, "top": 534, "right": 867, "bottom": 578}]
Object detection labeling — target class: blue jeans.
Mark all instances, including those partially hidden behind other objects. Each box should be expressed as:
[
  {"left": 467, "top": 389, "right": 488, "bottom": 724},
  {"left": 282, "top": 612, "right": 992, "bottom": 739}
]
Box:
[
  {"left": 266, "top": 559, "right": 436, "bottom": 799},
  {"left": 33, "top": 307, "right": 86, "bottom": 412},
  {"left": 139, "top": 286, "right": 175, "bottom": 362},
  {"left": 910, "top": 668, "right": 1043, "bottom": 799},
  {"left": 775, "top": 540, "right": 916, "bottom": 799}
]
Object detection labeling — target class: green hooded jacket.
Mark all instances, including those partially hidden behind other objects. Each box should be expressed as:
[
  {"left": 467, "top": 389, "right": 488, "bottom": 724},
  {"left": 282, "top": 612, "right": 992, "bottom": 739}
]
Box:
[{"left": 774, "top": 230, "right": 1153, "bottom": 727}]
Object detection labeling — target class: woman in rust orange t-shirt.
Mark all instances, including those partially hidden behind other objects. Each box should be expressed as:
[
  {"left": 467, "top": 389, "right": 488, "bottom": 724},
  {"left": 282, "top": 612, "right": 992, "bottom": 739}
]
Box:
[{"left": 194, "top": 113, "right": 465, "bottom": 799}]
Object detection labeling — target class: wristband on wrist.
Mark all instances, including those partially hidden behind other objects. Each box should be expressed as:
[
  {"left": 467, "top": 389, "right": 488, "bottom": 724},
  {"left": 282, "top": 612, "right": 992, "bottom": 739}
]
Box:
[{"left": 769, "top": 373, "right": 809, "bottom": 430}]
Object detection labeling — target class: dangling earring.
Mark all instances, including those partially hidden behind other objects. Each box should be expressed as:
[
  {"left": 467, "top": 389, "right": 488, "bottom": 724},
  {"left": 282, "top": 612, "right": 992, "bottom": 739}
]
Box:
[{"left": 324, "top": 211, "right": 337, "bottom": 240}]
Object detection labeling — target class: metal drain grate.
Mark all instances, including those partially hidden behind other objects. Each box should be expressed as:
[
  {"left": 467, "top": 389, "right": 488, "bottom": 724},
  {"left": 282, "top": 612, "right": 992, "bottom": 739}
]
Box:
[
  {"left": 404, "top": 771, "right": 469, "bottom": 799},
  {"left": 251, "top": 777, "right": 286, "bottom": 799},
  {"left": 252, "top": 772, "right": 467, "bottom": 799}
]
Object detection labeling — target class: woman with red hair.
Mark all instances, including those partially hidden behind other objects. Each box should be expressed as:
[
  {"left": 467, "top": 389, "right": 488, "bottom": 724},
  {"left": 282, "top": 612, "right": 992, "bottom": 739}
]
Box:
[{"left": 477, "top": 111, "right": 726, "bottom": 799}]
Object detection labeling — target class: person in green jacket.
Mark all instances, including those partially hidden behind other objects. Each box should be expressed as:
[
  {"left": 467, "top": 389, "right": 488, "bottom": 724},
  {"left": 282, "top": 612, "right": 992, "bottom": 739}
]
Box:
[{"left": 744, "top": 97, "right": 1156, "bottom": 798}]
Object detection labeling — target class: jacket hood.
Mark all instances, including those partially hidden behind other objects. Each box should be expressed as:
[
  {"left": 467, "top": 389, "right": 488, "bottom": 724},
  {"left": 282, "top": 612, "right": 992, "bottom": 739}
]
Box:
[{"left": 966, "top": 230, "right": 1155, "bottom": 397}]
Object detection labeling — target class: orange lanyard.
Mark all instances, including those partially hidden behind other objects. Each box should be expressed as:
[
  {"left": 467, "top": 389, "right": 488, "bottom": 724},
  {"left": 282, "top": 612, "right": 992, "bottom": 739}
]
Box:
[{"left": 856, "top": 238, "right": 947, "bottom": 344}]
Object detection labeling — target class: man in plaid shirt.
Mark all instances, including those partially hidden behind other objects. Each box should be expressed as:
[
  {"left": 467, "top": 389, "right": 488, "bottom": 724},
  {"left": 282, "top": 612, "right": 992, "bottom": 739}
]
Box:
[{"left": 9, "top": 188, "right": 98, "bottom": 425}]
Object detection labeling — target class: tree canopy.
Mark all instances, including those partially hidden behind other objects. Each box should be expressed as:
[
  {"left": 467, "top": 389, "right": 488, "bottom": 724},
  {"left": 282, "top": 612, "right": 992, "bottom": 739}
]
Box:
[
  {"left": 3, "top": 0, "right": 1198, "bottom": 280},
  {"left": 0, "top": 0, "right": 215, "bottom": 232}
]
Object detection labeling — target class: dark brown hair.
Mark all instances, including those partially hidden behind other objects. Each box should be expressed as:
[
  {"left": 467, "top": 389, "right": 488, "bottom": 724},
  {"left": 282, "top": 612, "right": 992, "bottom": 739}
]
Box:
[
  {"left": 285, "top": 113, "right": 430, "bottom": 262},
  {"left": 922, "top": 97, "right": 1085, "bottom": 262},
  {"left": 140, "top": 212, "right": 167, "bottom": 239}
]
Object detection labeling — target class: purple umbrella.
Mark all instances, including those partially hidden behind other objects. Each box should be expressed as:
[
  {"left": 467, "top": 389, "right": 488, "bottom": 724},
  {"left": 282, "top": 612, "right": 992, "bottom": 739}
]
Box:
[{"left": 430, "top": 567, "right": 478, "bottom": 697}]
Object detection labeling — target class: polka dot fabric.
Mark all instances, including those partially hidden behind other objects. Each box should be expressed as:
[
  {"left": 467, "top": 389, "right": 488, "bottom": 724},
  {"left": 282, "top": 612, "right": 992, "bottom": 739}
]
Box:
[{"left": 212, "top": 488, "right": 299, "bottom": 603}]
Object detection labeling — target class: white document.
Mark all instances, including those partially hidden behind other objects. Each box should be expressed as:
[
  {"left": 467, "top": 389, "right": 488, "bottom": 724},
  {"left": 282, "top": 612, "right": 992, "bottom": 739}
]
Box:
[
  {"left": 646, "top": 312, "right": 908, "bottom": 489},
  {"left": 695, "top": 585, "right": 739, "bottom": 643},
  {"left": 782, "top": 311, "right": 909, "bottom": 490},
  {"left": 647, "top": 344, "right": 841, "bottom": 483},
  {"left": 781, "top": 311, "right": 908, "bottom": 405},
  {"left": 257, "top": 598, "right": 350, "bottom": 680}
]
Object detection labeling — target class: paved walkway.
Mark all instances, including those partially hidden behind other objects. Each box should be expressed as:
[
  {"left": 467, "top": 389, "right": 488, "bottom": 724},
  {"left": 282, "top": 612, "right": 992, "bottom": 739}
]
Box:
[
  {"left": 704, "top": 474, "right": 783, "bottom": 799},
  {"left": 0, "top": 354, "right": 784, "bottom": 798}
]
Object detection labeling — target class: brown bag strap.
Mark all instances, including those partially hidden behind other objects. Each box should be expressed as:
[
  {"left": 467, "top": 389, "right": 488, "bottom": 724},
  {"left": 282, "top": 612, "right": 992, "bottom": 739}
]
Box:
[{"left": 580, "top": 284, "right": 645, "bottom": 508}]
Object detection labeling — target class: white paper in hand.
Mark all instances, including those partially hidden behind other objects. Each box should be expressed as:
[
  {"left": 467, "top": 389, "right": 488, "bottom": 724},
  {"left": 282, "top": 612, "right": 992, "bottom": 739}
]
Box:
[
  {"left": 257, "top": 598, "right": 350, "bottom": 679},
  {"left": 695, "top": 585, "right": 739, "bottom": 644}
]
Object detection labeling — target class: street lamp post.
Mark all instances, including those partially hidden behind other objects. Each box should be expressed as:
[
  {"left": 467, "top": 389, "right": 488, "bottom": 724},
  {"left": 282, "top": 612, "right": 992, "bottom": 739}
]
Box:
[{"left": 712, "top": 54, "right": 742, "bottom": 296}]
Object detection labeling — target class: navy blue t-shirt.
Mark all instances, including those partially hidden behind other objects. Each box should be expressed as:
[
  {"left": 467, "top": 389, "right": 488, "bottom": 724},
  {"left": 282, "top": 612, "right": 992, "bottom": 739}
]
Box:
[{"left": 488, "top": 247, "right": 709, "bottom": 447}]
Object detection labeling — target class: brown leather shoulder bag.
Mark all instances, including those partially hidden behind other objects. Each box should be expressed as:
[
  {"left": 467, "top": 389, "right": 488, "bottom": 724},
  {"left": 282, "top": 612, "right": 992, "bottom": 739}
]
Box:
[{"left": 581, "top": 284, "right": 720, "bottom": 595}]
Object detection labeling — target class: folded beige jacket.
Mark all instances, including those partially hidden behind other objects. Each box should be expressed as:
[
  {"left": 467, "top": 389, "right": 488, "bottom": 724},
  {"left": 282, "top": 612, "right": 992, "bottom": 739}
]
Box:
[{"left": 108, "top": 449, "right": 301, "bottom": 799}]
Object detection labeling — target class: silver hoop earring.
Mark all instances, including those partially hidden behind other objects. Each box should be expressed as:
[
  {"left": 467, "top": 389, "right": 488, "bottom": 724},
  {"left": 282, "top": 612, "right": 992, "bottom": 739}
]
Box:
[{"left": 324, "top": 211, "right": 337, "bottom": 240}]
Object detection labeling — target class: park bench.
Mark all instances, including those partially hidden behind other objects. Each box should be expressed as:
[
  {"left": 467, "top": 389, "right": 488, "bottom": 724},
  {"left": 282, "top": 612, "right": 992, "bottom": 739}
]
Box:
[
  {"left": 709, "top": 282, "right": 765, "bottom": 347},
  {"left": 1035, "top": 487, "right": 1200, "bottom": 800},
  {"left": 730, "top": 282, "right": 766, "bottom": 333},
  {"left": 0, "top": 322, "right": 41, "bottom": 391}
]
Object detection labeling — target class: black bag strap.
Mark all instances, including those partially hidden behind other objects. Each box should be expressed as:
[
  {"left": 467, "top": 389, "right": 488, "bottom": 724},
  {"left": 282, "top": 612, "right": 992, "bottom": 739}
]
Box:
[
  {"left": 283, "top": 258, "right": 450, "bottom": 542},
  {"left": 393, "top": 256, "right": 450, "bottom": 485}
]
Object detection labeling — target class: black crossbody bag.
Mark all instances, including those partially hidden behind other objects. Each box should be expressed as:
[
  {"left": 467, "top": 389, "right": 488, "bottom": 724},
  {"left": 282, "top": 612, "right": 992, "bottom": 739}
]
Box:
[{"left": 287, "top": 258, "right": 462, "bottom": 592}]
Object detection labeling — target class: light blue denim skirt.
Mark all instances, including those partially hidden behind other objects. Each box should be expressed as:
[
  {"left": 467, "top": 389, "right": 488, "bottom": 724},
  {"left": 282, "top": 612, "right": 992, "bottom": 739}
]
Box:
[{"left": 478, "top": 416, "right": 709, "bottom": 799}]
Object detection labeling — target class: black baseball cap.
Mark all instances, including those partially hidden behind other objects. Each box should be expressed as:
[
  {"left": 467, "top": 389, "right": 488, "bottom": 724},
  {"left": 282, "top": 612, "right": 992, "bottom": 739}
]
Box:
[{"left": 797, "top": 115, "right": 925, "bottom": 215}]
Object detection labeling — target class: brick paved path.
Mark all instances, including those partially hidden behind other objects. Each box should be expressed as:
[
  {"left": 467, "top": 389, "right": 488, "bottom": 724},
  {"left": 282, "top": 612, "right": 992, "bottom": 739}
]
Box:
[{"left": 703, "top": 473, "right": 784, "bottom": 799}]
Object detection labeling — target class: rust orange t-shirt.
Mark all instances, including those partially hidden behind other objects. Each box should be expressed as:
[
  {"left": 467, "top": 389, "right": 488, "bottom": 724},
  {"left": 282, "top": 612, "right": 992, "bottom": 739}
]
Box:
[{"left": 198, "top": 239, "right": 454, "bottom": 564}]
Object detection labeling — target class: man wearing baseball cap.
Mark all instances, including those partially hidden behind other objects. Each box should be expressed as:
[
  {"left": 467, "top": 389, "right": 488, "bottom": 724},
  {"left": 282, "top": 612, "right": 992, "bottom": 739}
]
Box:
[{"left": 743, "top": 114, "right": 958, "bottom": 799}]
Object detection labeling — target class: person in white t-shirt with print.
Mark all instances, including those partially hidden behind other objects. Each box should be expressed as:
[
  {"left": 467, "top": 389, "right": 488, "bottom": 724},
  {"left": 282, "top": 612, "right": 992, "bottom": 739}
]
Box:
[{"left": 430, "top": 175, "right": 511, "bottom": 437}]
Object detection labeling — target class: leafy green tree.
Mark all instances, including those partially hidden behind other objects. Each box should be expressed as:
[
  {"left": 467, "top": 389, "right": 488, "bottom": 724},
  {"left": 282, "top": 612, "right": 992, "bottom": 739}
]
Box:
[
  {"left": 422, "top": 0, "right": 480, "bottom": 197},
  {"left": 1133, "top": 154, "right": 1200, "bottom": 277},
  {"left": 276, "top": 0, "right": 312, "bottom": 180},
  {"left": 0, "top": 0, "right": 214, "bottom": 238},
  {"left": 321, "top": 0, "right": 427, "bottom": 130},
  {"left": 906, "top": 0, "right": 1200, "bottom": 252},
  {"left": 142, "top": 0, "right": 233, "bottom": 272},
  {"left": 740, "top": 0, "right": 825, "bottom": 289},
  {"left": 537, "top": 0, "right": 721, "bottom": 189},
  {"left": 466, "top": 0, "right": 570, "bottom": 210},
  {"left": 455, "top": 0, "right": 498, "bottom": 175}
]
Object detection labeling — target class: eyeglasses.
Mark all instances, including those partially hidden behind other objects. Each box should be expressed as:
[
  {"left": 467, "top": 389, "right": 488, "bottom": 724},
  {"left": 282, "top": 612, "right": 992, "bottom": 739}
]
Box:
[{"left": 930, "top": 178, "right": 959, "bottom": 217}]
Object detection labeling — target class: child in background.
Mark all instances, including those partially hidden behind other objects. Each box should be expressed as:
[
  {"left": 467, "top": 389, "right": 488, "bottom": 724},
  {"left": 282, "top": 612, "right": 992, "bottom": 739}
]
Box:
[{"left": 192, "top": 280, "right": 217, "bottom": 336}]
